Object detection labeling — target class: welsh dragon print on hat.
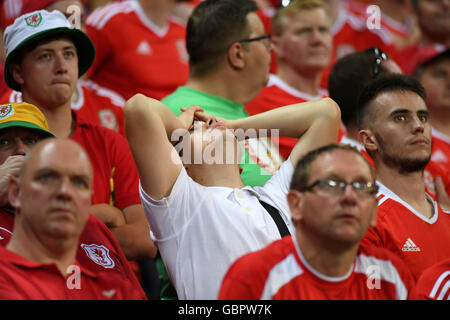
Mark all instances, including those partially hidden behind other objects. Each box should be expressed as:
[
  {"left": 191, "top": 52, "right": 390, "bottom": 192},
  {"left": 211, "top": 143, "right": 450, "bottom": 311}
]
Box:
[
  {"left": 3, "top": 9, "right": 95, "bottom": 91},
  {"left": 0, "top": 102, "right": 54, "bottom": 137}
]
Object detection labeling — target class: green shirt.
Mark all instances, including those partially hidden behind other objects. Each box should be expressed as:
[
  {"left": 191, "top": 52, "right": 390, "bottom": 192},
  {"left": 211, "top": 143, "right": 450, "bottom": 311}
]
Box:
[{"left": 162, "top": 86, "right": 274, "bottom": 187}]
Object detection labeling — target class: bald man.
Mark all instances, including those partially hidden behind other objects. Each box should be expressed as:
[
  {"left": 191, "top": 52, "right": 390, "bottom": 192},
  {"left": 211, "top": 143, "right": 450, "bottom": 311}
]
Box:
[{"left": 0, "top": 139, "right": 145, "bottom": 299}]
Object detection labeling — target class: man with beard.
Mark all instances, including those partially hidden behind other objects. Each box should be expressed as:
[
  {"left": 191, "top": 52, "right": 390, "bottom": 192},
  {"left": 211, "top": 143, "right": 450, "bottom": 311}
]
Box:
[{"left": 357, "top": 73, "right": 450, "bottom": 281}]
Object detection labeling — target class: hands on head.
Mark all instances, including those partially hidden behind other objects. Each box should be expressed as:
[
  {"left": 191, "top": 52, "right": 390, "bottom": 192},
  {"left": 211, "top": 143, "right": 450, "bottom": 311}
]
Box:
[{"left": 178, "top": 106, "right": 230, "bottom": 131}]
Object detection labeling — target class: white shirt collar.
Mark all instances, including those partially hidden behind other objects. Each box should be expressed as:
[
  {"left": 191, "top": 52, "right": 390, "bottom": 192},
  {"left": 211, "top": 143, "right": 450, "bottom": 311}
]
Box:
[
  {"left": 340, "top": 136, "right": 365, "bottom": 152},
  {"left": 292, "top": 234, "right": 355, "bottom": 282},
  {"left": 206, "top": 185, "right": 261, "bottom": 201},
  {"left": 132, "top": 0, "right": 169, "bottom": 37},
  {"left": 376, "top": 181, "right": 439, "bottom": 224}
]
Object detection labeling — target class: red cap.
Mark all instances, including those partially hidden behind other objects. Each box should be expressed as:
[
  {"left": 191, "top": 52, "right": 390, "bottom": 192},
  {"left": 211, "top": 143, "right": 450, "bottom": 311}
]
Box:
[{"left": 407, "top": 45, "right": 449, "bottom": 75}]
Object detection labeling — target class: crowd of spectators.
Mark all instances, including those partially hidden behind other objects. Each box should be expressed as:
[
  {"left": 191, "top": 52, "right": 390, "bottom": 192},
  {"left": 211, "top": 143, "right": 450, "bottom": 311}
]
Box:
[{"left": 0, "top": 0, "right": 448, "bottom": 300}]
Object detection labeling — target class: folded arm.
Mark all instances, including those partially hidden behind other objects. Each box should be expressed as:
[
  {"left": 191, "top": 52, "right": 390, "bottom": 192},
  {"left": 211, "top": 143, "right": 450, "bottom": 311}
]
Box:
[{"left": 90, "top": 203, "right": 157, "bottom": 259}]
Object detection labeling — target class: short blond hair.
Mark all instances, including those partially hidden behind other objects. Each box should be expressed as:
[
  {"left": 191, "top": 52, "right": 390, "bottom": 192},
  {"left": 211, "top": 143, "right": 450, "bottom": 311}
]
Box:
[{"left": 272, "top": 0, "right": 330, "bottom": 36}]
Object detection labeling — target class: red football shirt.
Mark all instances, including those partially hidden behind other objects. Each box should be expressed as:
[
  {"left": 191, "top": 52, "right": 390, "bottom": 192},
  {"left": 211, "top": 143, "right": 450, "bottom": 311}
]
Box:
[
  {"left": 330, "top": 1, "right": 398, "bottom": 59},
  {"left": 414, "top": 258, "right": 450, "bottom": 300},
  {"left": 0, "top": 0, "right": 22, "bottom": 29},
  {"left": 0, "top": 208, "right": 13, "bottom": 246},
  {"left": 71, "top": 112, "right": 140, "bottom": 209},
  {"left": 361, "top": 183, "right": 450, "bottom": 281},
  {"left": 72, "top": 80, "right": 125, "bottom": 136},
  {"left": 0, "top": 81, "right": 125, "bottom": 136},
  {"left": 86, "top": 0, "right": 189, "bottom": 100},
  {"left": 0, "top": 246, "right": 145, "bottom": 300},
  {"left": 320, "top": 1, "right": 399, "bottom": 88},
  {"left": 424, "top": 160, "right": 450, "bottom": 201},
  {"left": 0, "top": 65, "right": 9, "bottom": 98},
  {"left": 397, "top": 44, "right": 446, "bottom": 75},
  {"left": 245, "top": 75, "right": 346, "bottom": 159},
  {"left": 0, "top": 208, "right": 146, "bottom": 298},
  {"left": 431, "top": 129, "right": 450, "bottom": 172},
  {"left": 344, "top": 0, "right": 415, "bottom": 50},
  {"left": 219, "top": 236, "right": 416, "bottom": 300}
]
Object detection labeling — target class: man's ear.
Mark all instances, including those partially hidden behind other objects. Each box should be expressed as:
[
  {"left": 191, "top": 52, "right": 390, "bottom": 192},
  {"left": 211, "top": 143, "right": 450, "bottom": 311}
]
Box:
[
  {"left": 10, "top": 64, "right": 25, "bottom": 86},
  {"left": 227, "top": 42, "right": 246, "bottom": 70},
  {"left": 287, "top": 190, "right": 304, "bottom": 225},
  {"left": 271, "top": 35, "right": 282, "bottom": 59},
  {"left": 8, "top": 176, "right": 21, "bottom": 211},
  {"left": 359, "top": 129, "right": 378, "bottom": 154},
  {"left": 369, "top": 200, "right": 378, "bottom": 228}
]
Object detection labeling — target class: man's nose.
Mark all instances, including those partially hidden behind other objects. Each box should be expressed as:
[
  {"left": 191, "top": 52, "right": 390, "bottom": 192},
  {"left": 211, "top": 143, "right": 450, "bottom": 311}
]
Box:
[
  {"left": 13, "top": 138, "right": 27, "bottom": 156},
  {"left": 310, "top": 28, "right": 326, "bottom": 44},
  {"left": 55, "top": 176, "right": 75, "bottom": 201},
  {"left": 340, "top": 183, "right": 359, "bottom": 203},
  {"left": 54, "top": 52, "right": 68, "bottom": 74},
  {"left": 411, "top": 116, "right": 425, "bottom": 134}
]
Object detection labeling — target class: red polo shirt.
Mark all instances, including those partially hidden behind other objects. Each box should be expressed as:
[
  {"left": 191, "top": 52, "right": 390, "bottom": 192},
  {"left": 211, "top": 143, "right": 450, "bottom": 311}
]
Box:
[
  {"left": 0, "top": 207, "right": 13, "bottom": 246},
  {"left": 71, "top": 112, "right": 140, "bottom": 210},
  {"left": 0, "top": 246, "right": 145, "bottom": 300},
  {"left": 0, "top": 208, "right": 146, "bottom": 299},
  {"left": 0, "top": 81, "right": 125, "bottom": 136}
]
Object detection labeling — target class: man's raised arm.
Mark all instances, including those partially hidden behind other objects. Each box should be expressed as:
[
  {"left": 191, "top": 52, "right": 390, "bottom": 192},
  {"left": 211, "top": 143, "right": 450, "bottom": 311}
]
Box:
[
  {"left": 227, "top": 98, "right": 341, "bottom": 165},
  {"left": 124, "top": 94, "right": 199, "bottom": 200}
]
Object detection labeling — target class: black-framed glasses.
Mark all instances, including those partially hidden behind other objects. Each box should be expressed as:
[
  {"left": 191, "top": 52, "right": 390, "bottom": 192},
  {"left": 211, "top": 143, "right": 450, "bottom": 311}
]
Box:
[
  {"left": 300, "top": 178, "right": 378, "bottom": 198},
  {"left": 365, "top": 47, "right": 388, "bottom": 79},
  {"left": 238, "top": 34, "right": 272, "bottom": 49}
]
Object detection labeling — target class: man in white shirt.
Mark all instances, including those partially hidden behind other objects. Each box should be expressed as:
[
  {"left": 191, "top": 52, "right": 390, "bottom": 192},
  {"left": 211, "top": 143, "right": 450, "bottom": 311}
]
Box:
[{"left": 124, "top": 93, "right": 340, "bottom": 299}]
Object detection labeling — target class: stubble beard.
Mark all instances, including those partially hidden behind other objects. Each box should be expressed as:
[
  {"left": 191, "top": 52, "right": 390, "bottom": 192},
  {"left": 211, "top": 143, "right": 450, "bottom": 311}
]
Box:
[{"left": 376, "top": 132, "right": 431, "bottom": 175}]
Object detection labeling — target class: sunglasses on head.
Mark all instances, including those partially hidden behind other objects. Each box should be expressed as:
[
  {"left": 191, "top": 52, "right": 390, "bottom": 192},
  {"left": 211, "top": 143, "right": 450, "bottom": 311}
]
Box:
[{"left": 365, "top": 47, "right": 388, "bottom": 79}]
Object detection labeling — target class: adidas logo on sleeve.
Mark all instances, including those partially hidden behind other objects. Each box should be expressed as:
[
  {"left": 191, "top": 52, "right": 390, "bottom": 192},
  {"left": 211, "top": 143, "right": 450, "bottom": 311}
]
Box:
[{"left": 402, "top": 238, "right": 421, "bottom": 252}]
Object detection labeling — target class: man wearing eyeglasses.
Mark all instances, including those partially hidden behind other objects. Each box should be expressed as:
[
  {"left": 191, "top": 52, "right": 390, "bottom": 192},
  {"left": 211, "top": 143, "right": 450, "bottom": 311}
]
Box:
[
  {"left": 358, "top": 73, "right": 450, "bottom": 282},
  {"left": 162, "top": 0, "right": 278, "bottom": 188},
  {"left": 219, "top": 144, "right": 416, "bottom": 300},
  {"left": 125, "top": 92, "right": 340, "bottom": 299},
  {"left": 156, "top": 0, "right": 279, "bottom": 300}
]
